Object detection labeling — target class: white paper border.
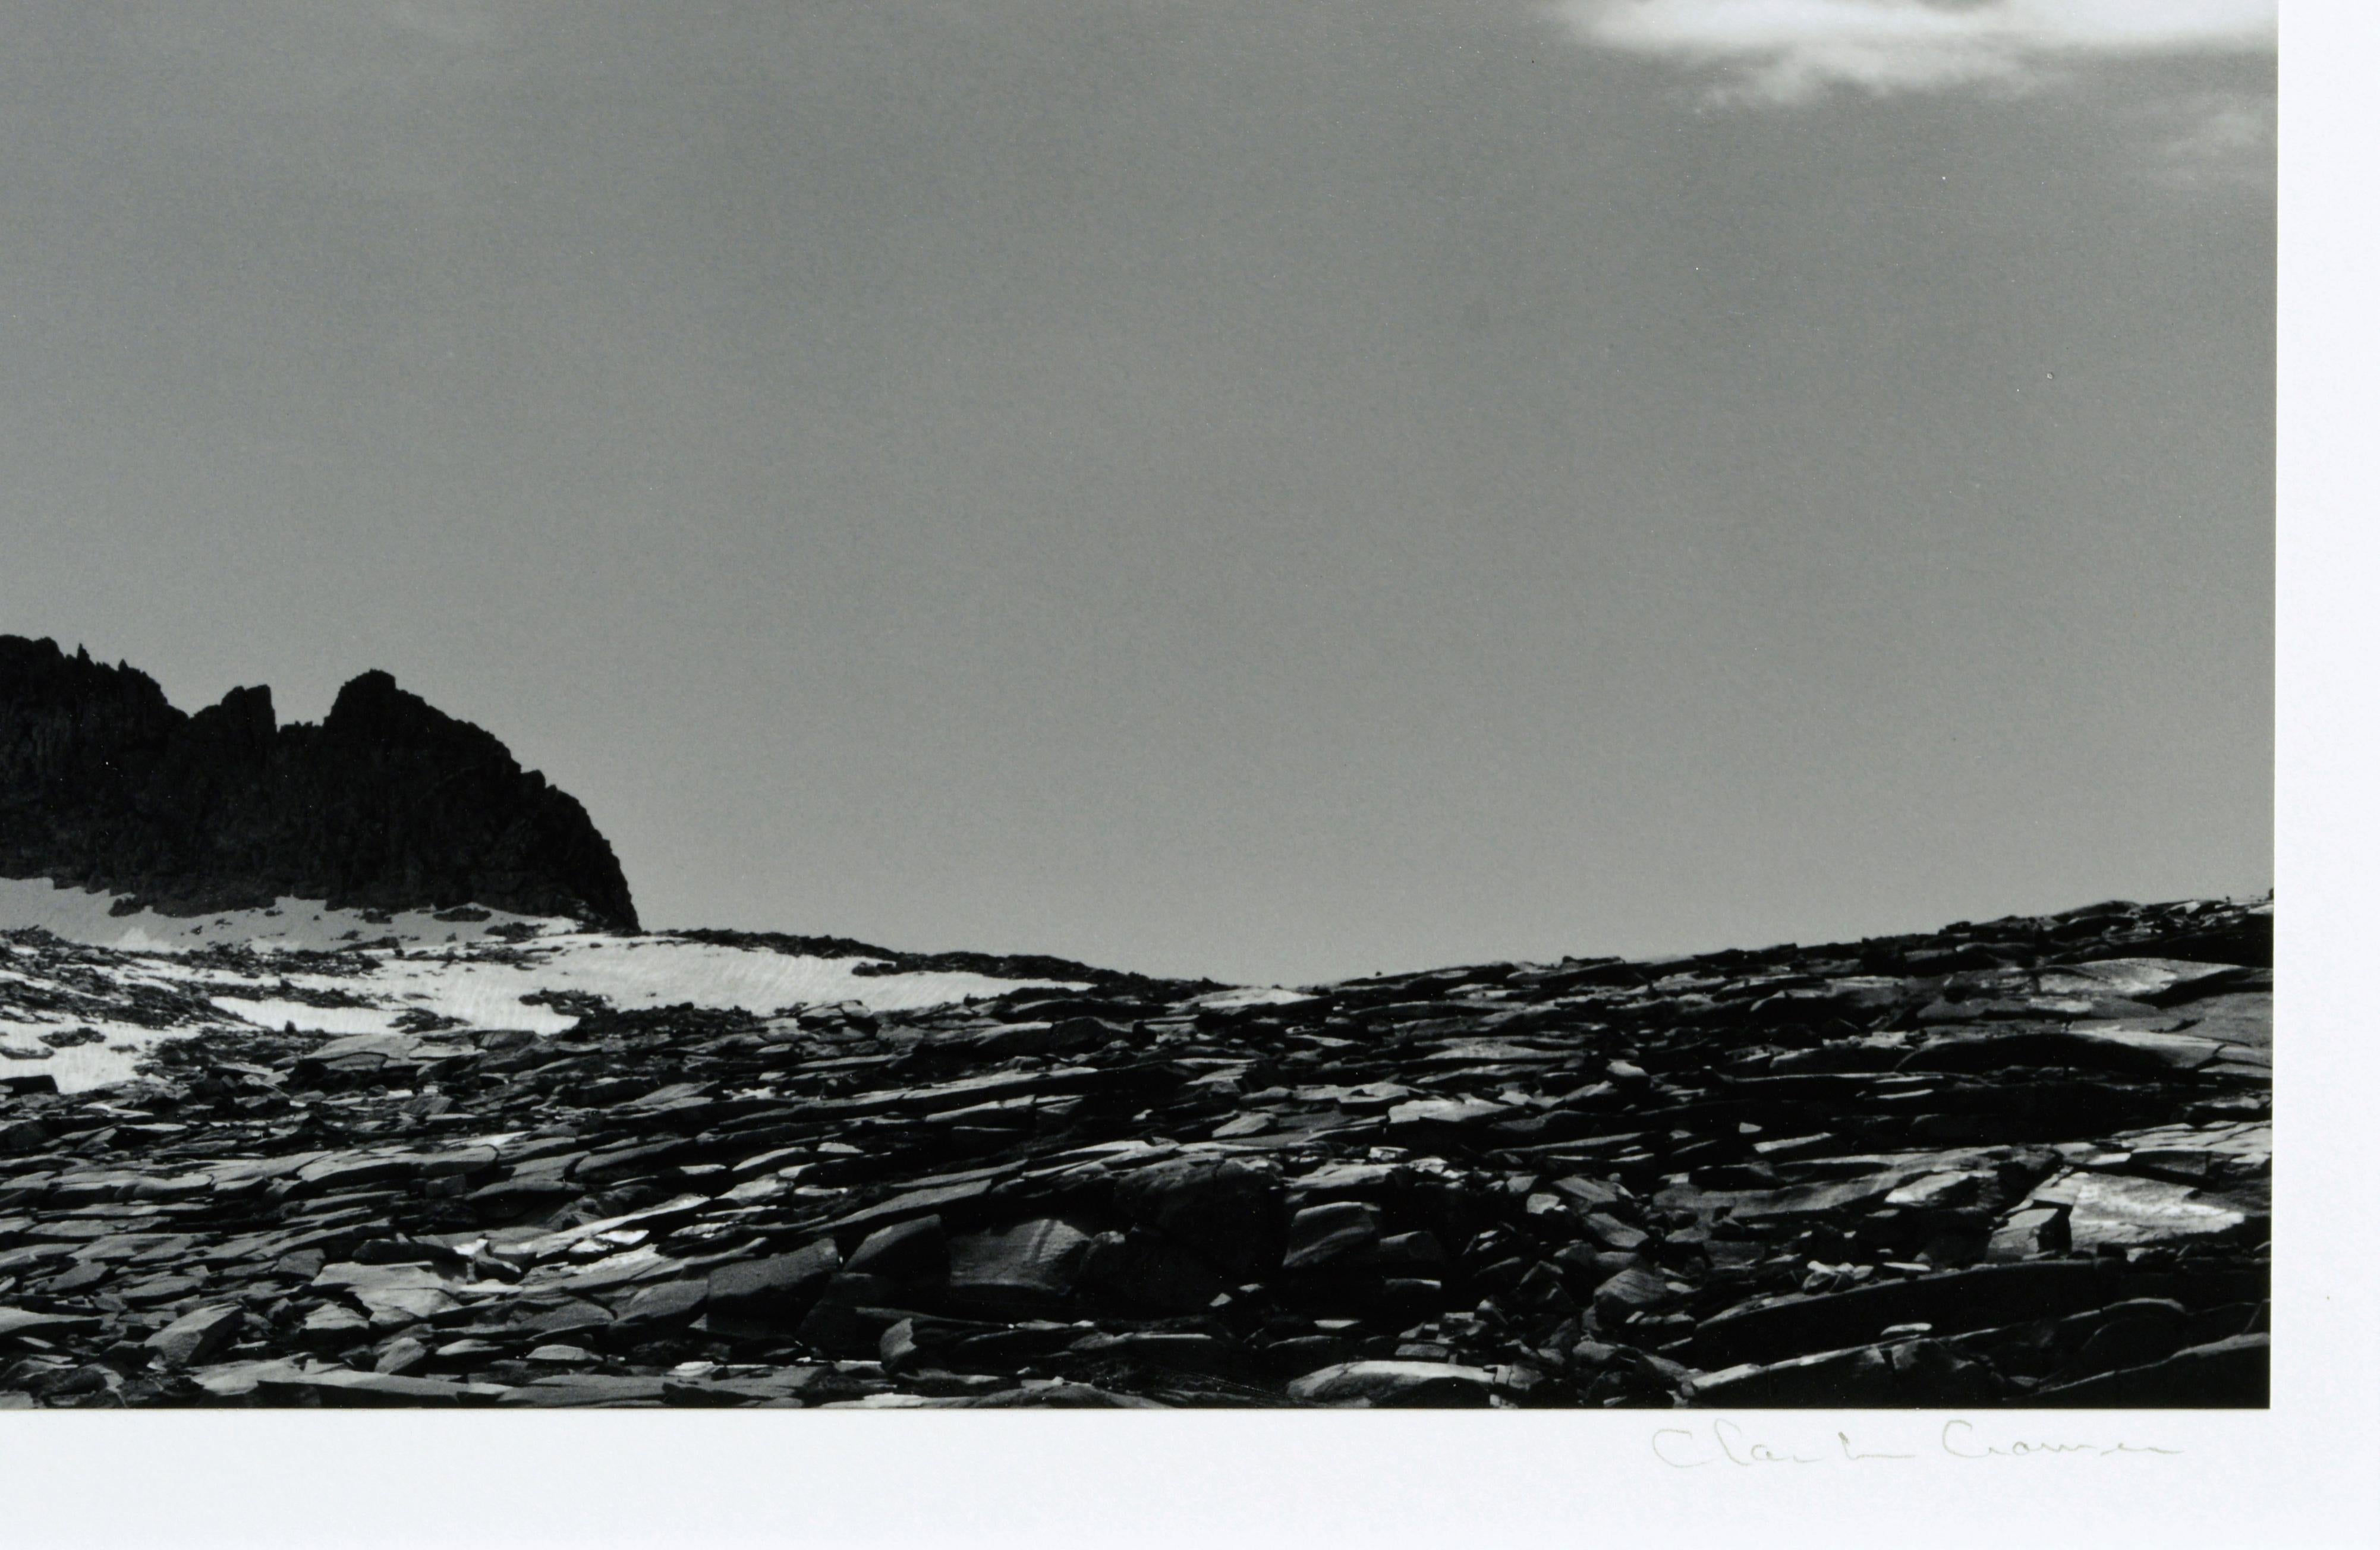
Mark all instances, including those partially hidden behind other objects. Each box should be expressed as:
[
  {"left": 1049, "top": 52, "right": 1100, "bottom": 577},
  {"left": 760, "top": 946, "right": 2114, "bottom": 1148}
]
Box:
[{"left": 5, "top": 4, "right": 2369, "bottom": 1545}]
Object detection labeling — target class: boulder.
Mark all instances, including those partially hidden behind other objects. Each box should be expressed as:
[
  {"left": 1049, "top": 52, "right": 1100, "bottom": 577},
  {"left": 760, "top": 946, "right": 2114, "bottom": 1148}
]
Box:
[
  {"left": 793, "top": 1273, "right": 910, "bottom": 1357},
  {"left": 144, "top": 1305, "right": 246, "bottom": 1368},
  {"left": 705, "top": 1242, "right": 841, "bottom": 1332},
  {"left": 943, "top": 1220, "right": 1095, "bottom": 1318},
  {"left": 1281, "top": 1202, "right": 1383, "bottom": 1272},
  {"left": 1592, "top": 1266, "right": 1683, "bottom": 1320},
  {"left": 1286, "top": 1360, "right": 1497, "bottom": 1408},
  {"left": 295, "top": 1304, "right": 371, "bottom": 1351},
  {"left": 1690, "top": 1261, "right": 2123, "bottom": 1369},
  {"left": 0, "top": 1307, "right": 103, "bottom": 1346},
  {"left": 1112, "top": 1157, "right": 1284, "bottom": 1277},
  {"left": 2029, "top": 1173, "right": 2254, "bottom": 1251},
  {"left": 1985, "top": 1204, "right": 2072, "bottom": 1262},
  {"left": 2030, "top": 1332, "right": 2268, "bottom": 1407},
  {"left": 609, "top": 1278, "right": 710, "bottom": 1339},
  {"left": 256, "top": 1369, "right": 508, "bottom": 1407},
  {"left": 311, "top": 1262, "right": 461, "bottom": 1327},
  {"left": 1078, "top": 1228, "right": 1232, "bottom": 1313},
  {"left": 843, "top": 1217, "right": 947, "bottom": 1284}
]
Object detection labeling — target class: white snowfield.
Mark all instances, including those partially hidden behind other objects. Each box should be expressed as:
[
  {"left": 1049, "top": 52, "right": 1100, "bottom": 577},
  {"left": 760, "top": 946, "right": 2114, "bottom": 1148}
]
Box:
[
  {"left": 0, "top": 883, "right": 1082, "bottom": 1092},
  {"left": 0, "top": 877, "right": 579, "bottom": 952}
]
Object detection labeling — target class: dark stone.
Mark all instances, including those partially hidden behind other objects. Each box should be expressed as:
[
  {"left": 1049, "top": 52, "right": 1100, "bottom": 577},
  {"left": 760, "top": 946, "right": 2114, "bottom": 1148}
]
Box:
[
  {"left": 1581, "top": 1212, "right": 1649, "bottom": 1252},
  {"left": 607, "top": 1278, "right": 709, "bottom": 1340},
  {"left": 792, "top": 1274, "right": 909, "bottom": 1357},
  {"left": 295, "top": 1155, "right": 418, "bottom": 1194},
  {"left": 2057, "top": 1299, "right": 2192, "bottom": 1381},
  {"left": 943, "top": 1219, "right": 1095, "bottom": 1318},
  {"left": 373, "top": 1337, "right": 432, "bottom": 1376},
  {"left": 1113, "top": 1157, "right": 1285, "bottom": 1277},
  {"left": 2030, "top": 1332, "right": 2268, "bottom": 1407},
  {"left": 0, "top": 635, "right": 635, "bottom": 926},
  {"left": 495, "top": 1374, "right": 669, "bottom": 1407},
  {"left": 1487, "top": 1109, "right": 1603, "bottom": 1145},
  {"left": 1285, "top": 1360, "right": 1497, "bottom": 1408},
  {"left": 843, "top": 1216, "right": 947, "bottom": 1284},
  {"left": 1591, "top": 1266, "right": 1683, "bottom": 1319},
  {"left": 0, "top": 1307, "right": 103, "bottom": 1346},
  {"left": 1898, "top": 1031, "right": 2186, "bottom": 1079},
  {"left": 1282, "top": 1202, "right": 1383, "bottom": 1272},
  {"left": 2143, "top": 914, "right": 2272, "bottom": 969},
  {"left": 573, "top": 1140, "right": 696, "bottom": 1185},
  {"left": 877, "top": 1313, "right": 1004, "bottom": 1373},
  {"left": 1689, "top": 1261, "right": 2126, "bottom": 1369},
  {"left": 943, "top": 1322, "right": 1090, "bottom": 1372},
  {"left": 522, "top": 1301, "right": 615, "bottom": 1339},
  {"left": 705, "top": 1242, "right": 841, "bottom": 1332},
  {"left": 144, "top": 1305, "right": 247, "bottom": 1368},
  {"left": 1063, "top": 1330, "right": 1246, "bottom": 1378},
  {"left": 255, "top": 1369, "right": 503, "bottom": 1407},
  {"left": 1078, "top": 1228, "right": 1232, "bottom": 1313},
  {"left": 825, "top": 1179, "right": 997, "bottom": 1237},
  {"left": 466, "top": 1179, "right": 583, "bottom": 1223},
  {"left": 1685, "top": 1344, "right": 1902, "bottom": 1406},
  {"left": 955, "top": 1382, "right": 1166, "bottom": 1409}
]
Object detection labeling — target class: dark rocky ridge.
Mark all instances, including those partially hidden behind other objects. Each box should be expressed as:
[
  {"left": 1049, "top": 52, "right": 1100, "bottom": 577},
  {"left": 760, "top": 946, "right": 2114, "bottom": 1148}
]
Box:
[{"left": 0, "top": 635, "right": 636, "bottom": 930}]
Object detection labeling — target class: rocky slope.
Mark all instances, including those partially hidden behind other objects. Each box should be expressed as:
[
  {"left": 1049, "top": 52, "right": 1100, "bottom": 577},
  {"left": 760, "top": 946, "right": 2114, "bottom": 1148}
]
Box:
[
  {"left": 0, "top": 893, "right": 2269, "bottom": 1409},
  {"left": 0, "top": 637, "right": 635, "bottom": 929}
]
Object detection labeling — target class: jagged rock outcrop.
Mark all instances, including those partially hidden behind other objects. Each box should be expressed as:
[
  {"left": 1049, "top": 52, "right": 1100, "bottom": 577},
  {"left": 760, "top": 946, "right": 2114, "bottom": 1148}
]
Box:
[{"left": 0, "top": 636, "right": 636, "bottom": 929}]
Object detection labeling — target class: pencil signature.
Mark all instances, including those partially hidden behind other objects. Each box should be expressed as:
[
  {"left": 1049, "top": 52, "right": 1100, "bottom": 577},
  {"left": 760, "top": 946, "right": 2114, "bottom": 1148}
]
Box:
[{"left": 1650, "top": 1419, "right": 2183, "bottom": 1468}]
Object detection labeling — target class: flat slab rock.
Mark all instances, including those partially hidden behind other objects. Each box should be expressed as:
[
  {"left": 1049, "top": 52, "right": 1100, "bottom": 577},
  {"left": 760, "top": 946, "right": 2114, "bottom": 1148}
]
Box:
[{"left": 1287, "top": 1361, "right": 1499, "bottom": 1407}]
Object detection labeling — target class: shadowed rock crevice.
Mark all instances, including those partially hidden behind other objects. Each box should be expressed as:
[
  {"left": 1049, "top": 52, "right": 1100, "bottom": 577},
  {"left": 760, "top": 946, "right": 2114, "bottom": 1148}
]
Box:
[{"left": 0, "top": 637, "right": 636, "bottom": 929}]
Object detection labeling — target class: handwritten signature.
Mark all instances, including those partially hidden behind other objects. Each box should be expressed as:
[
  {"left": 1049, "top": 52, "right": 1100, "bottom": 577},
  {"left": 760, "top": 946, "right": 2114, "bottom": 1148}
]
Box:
[{"left": 1651, "top": 1419, "right": 2181, "bottom": 1468}]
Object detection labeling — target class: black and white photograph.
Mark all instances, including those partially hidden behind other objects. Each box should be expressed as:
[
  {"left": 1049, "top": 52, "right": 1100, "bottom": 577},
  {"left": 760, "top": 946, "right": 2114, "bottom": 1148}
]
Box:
[{"left": 0, "top": 1, "right": 2370, "bottom": 1544}]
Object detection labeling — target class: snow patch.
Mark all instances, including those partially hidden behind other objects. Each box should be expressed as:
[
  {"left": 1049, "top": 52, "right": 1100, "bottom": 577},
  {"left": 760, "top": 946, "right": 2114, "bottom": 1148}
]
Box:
[
  {"left": 1, "top": 922, "right": 1088, "bottom": 1092},
  {"left": 0, "top": 877, "right": 577, "bottom": 952},
  {"left": 212, "top": 999, "right": 405, "bottom": 1037},
  {"left": 1190, "top": 986, "right": 1317, "bottom": 1010}
]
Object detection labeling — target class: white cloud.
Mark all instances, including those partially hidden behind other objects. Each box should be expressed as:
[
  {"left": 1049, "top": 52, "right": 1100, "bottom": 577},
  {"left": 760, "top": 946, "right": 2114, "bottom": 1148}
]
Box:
[
  {"left": 2148, "top": 89, "right": 2275, "bottom": 186},
  {"left": 2168, "top": 92, "right": 2275, "bottom": 157},
  {"left": 1556, "top": 0, "right": 2277, "bottom": 105}
]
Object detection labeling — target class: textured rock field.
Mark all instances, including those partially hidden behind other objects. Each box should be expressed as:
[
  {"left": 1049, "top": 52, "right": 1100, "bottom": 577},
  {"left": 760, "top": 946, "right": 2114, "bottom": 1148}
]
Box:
[{"left": 0, "top": 893, "right": 2269, "bottom": 1409}]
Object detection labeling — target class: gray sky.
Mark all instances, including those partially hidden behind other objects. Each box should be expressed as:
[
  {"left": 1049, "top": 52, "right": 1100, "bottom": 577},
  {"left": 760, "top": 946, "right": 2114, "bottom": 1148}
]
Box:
[{"left": 0, "top": 1, "right": 2274, "bottom": 984}]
